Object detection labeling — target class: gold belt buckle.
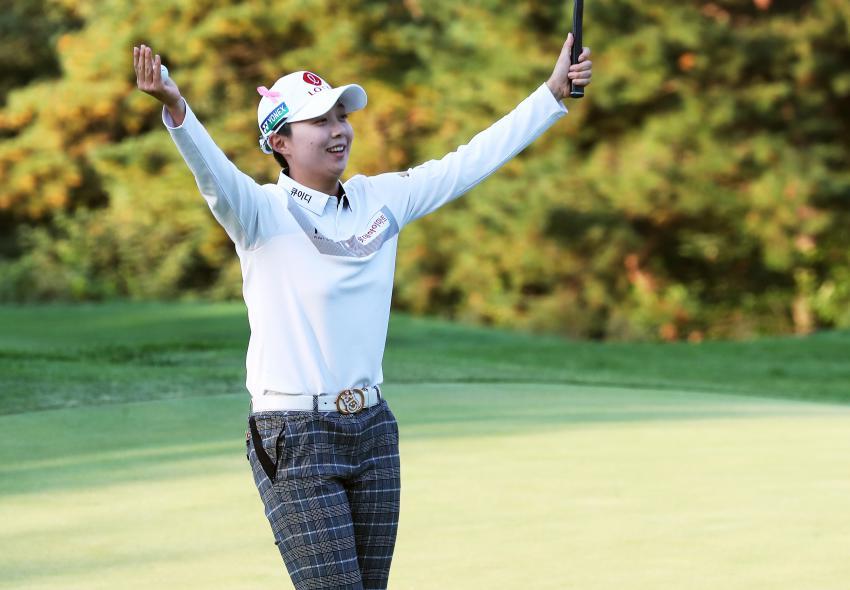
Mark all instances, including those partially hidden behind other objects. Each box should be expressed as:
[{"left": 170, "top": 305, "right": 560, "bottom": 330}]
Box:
[{"left": 335, "top": 388, "right": 366, "bottom": 414}]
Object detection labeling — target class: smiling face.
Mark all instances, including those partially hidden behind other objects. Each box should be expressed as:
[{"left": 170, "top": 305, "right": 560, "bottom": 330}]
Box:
[{"left": 269, "top": 99, "right": 353, "bottom": 195}]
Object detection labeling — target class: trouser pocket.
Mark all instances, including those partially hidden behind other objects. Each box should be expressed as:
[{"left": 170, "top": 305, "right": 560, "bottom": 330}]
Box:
[{"left": 249, "top": 414, "right": 280, "bottom": 483}]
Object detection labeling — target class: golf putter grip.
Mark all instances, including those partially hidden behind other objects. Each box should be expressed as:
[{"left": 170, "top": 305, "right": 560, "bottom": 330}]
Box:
[{"left": 570, "top": 0, "right": 584, "bottom": 99}]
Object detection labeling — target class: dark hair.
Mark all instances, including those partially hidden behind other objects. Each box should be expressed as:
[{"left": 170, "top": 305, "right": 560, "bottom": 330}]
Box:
[{"left": 271, "top": 123, "right": 292, "bottom": 174}]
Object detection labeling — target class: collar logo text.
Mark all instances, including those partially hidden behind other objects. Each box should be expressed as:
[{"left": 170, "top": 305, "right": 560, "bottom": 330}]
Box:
[{"left": 291, "top": 187, "right": 312, "bottom": 203}]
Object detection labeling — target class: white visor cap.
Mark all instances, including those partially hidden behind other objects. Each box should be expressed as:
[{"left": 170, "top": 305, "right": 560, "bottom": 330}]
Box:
[{"left": 257, "top": 71, "right": 367, "bottom": 154}]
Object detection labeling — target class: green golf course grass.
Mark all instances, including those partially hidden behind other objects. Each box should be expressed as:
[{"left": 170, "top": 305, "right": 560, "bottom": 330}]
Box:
[{"left": 1, "top": 303, "right": 849, "bottom": 589}]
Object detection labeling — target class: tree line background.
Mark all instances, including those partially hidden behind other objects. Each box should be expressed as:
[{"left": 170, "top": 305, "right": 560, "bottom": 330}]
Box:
[{"left": 1, "top": 0, "right": 848, "bottom": 341}]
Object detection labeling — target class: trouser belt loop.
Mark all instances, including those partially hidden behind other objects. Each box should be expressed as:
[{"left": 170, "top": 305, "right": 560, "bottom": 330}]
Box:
[{"left": 248, "top": 414, "right": 276, "bottom": 482}]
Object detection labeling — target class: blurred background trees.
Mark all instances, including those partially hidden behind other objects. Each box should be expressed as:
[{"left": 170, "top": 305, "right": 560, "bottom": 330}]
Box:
[{"left": 1, "top": 0, "right": 848, "bottom": 340}]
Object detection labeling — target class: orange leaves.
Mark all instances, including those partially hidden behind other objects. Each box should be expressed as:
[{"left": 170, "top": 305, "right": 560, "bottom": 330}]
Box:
[
  {"left": 678, "top": 52, "right": 696, "bottom": 72},
  {"left": 403, "top": 0, "right": 424, "bottom": 19},
  {"left": 700, "top": 3, "right": 730, "bottom": 23},
  {"left": 624, "top": 253, "right": 656, "bottom": 295}
]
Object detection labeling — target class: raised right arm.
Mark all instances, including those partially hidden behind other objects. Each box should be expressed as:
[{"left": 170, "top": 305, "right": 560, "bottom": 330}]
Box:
[{"left": 134, "top": 44, "right": 270, "bottom": 250}]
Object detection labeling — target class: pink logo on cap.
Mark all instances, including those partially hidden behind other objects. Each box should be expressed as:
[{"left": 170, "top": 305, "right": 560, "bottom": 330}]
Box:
[
  {"left": 303, "top": 72, "right": 323, "bottom": 86},
  {"left": 257, "top": 86, "right": 281, "bottom": 100}
]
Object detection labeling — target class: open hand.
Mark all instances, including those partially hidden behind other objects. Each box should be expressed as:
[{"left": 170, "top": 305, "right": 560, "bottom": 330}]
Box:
[
  {"left": 133, "top": 44, "right": 181, "bottom": 108},
  {"left": 546, "top": 33, "right": 592, "bottom": 101}
]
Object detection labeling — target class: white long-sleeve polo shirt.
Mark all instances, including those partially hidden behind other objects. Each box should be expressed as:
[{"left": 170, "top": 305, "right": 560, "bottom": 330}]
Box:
[{"left": 163, "top": 83, "right": 567, "bottom": 399}]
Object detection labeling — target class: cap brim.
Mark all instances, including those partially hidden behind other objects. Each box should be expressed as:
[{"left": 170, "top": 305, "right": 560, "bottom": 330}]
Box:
[{"left": 286, "top": 84, "right": 368, "bottom": 123}]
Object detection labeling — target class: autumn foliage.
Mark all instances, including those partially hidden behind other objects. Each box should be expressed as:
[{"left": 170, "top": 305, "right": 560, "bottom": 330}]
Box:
[{"left": 1, "top": 0, "right": 849, "bottom": 340}]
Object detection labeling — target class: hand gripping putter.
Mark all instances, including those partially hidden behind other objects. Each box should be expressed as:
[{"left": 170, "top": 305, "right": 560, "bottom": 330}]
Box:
[{"left": 570, "top": 0, "right": 585, "bottom": 99}]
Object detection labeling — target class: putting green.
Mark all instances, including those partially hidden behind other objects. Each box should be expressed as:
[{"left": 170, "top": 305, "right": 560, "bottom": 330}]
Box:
[{"left": 1, "top": 384, "right": 849, "bottom": 589}]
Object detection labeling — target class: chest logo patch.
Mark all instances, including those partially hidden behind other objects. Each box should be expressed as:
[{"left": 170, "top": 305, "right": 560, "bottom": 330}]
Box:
[
  {"left": 357, "top": 211, "right": 392, "bottom": 246},
  {"left": 287, "top": 199, "right": 400, "bottom": 258}
]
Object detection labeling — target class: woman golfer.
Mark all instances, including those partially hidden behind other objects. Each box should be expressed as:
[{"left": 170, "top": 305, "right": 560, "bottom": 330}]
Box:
[{"left": 134, "top": 33, "right": 591, "bottom": 590}]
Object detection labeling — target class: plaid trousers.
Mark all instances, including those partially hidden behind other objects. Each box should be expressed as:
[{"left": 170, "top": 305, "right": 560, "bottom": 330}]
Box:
[{"left": 246, "top": 399, "right": 401, "bottom": 590}]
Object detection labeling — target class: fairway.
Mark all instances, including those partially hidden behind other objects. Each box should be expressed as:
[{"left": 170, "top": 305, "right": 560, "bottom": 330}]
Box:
[{"left": 2, "top": 383, "right": 849, "bottom": 590}]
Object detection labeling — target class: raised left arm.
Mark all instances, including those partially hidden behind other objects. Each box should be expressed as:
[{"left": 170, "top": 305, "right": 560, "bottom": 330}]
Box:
[{"left": 372, "top": 33, "right": 593, "bottom": 227}]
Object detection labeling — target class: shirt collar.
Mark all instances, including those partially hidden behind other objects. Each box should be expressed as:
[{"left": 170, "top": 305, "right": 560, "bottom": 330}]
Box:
[
  {"left": 338, "top": 186, "right": 353, "bottom": 211},
  {"left": 277, "top": 173, "right": 352, "bottom": 214}
]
